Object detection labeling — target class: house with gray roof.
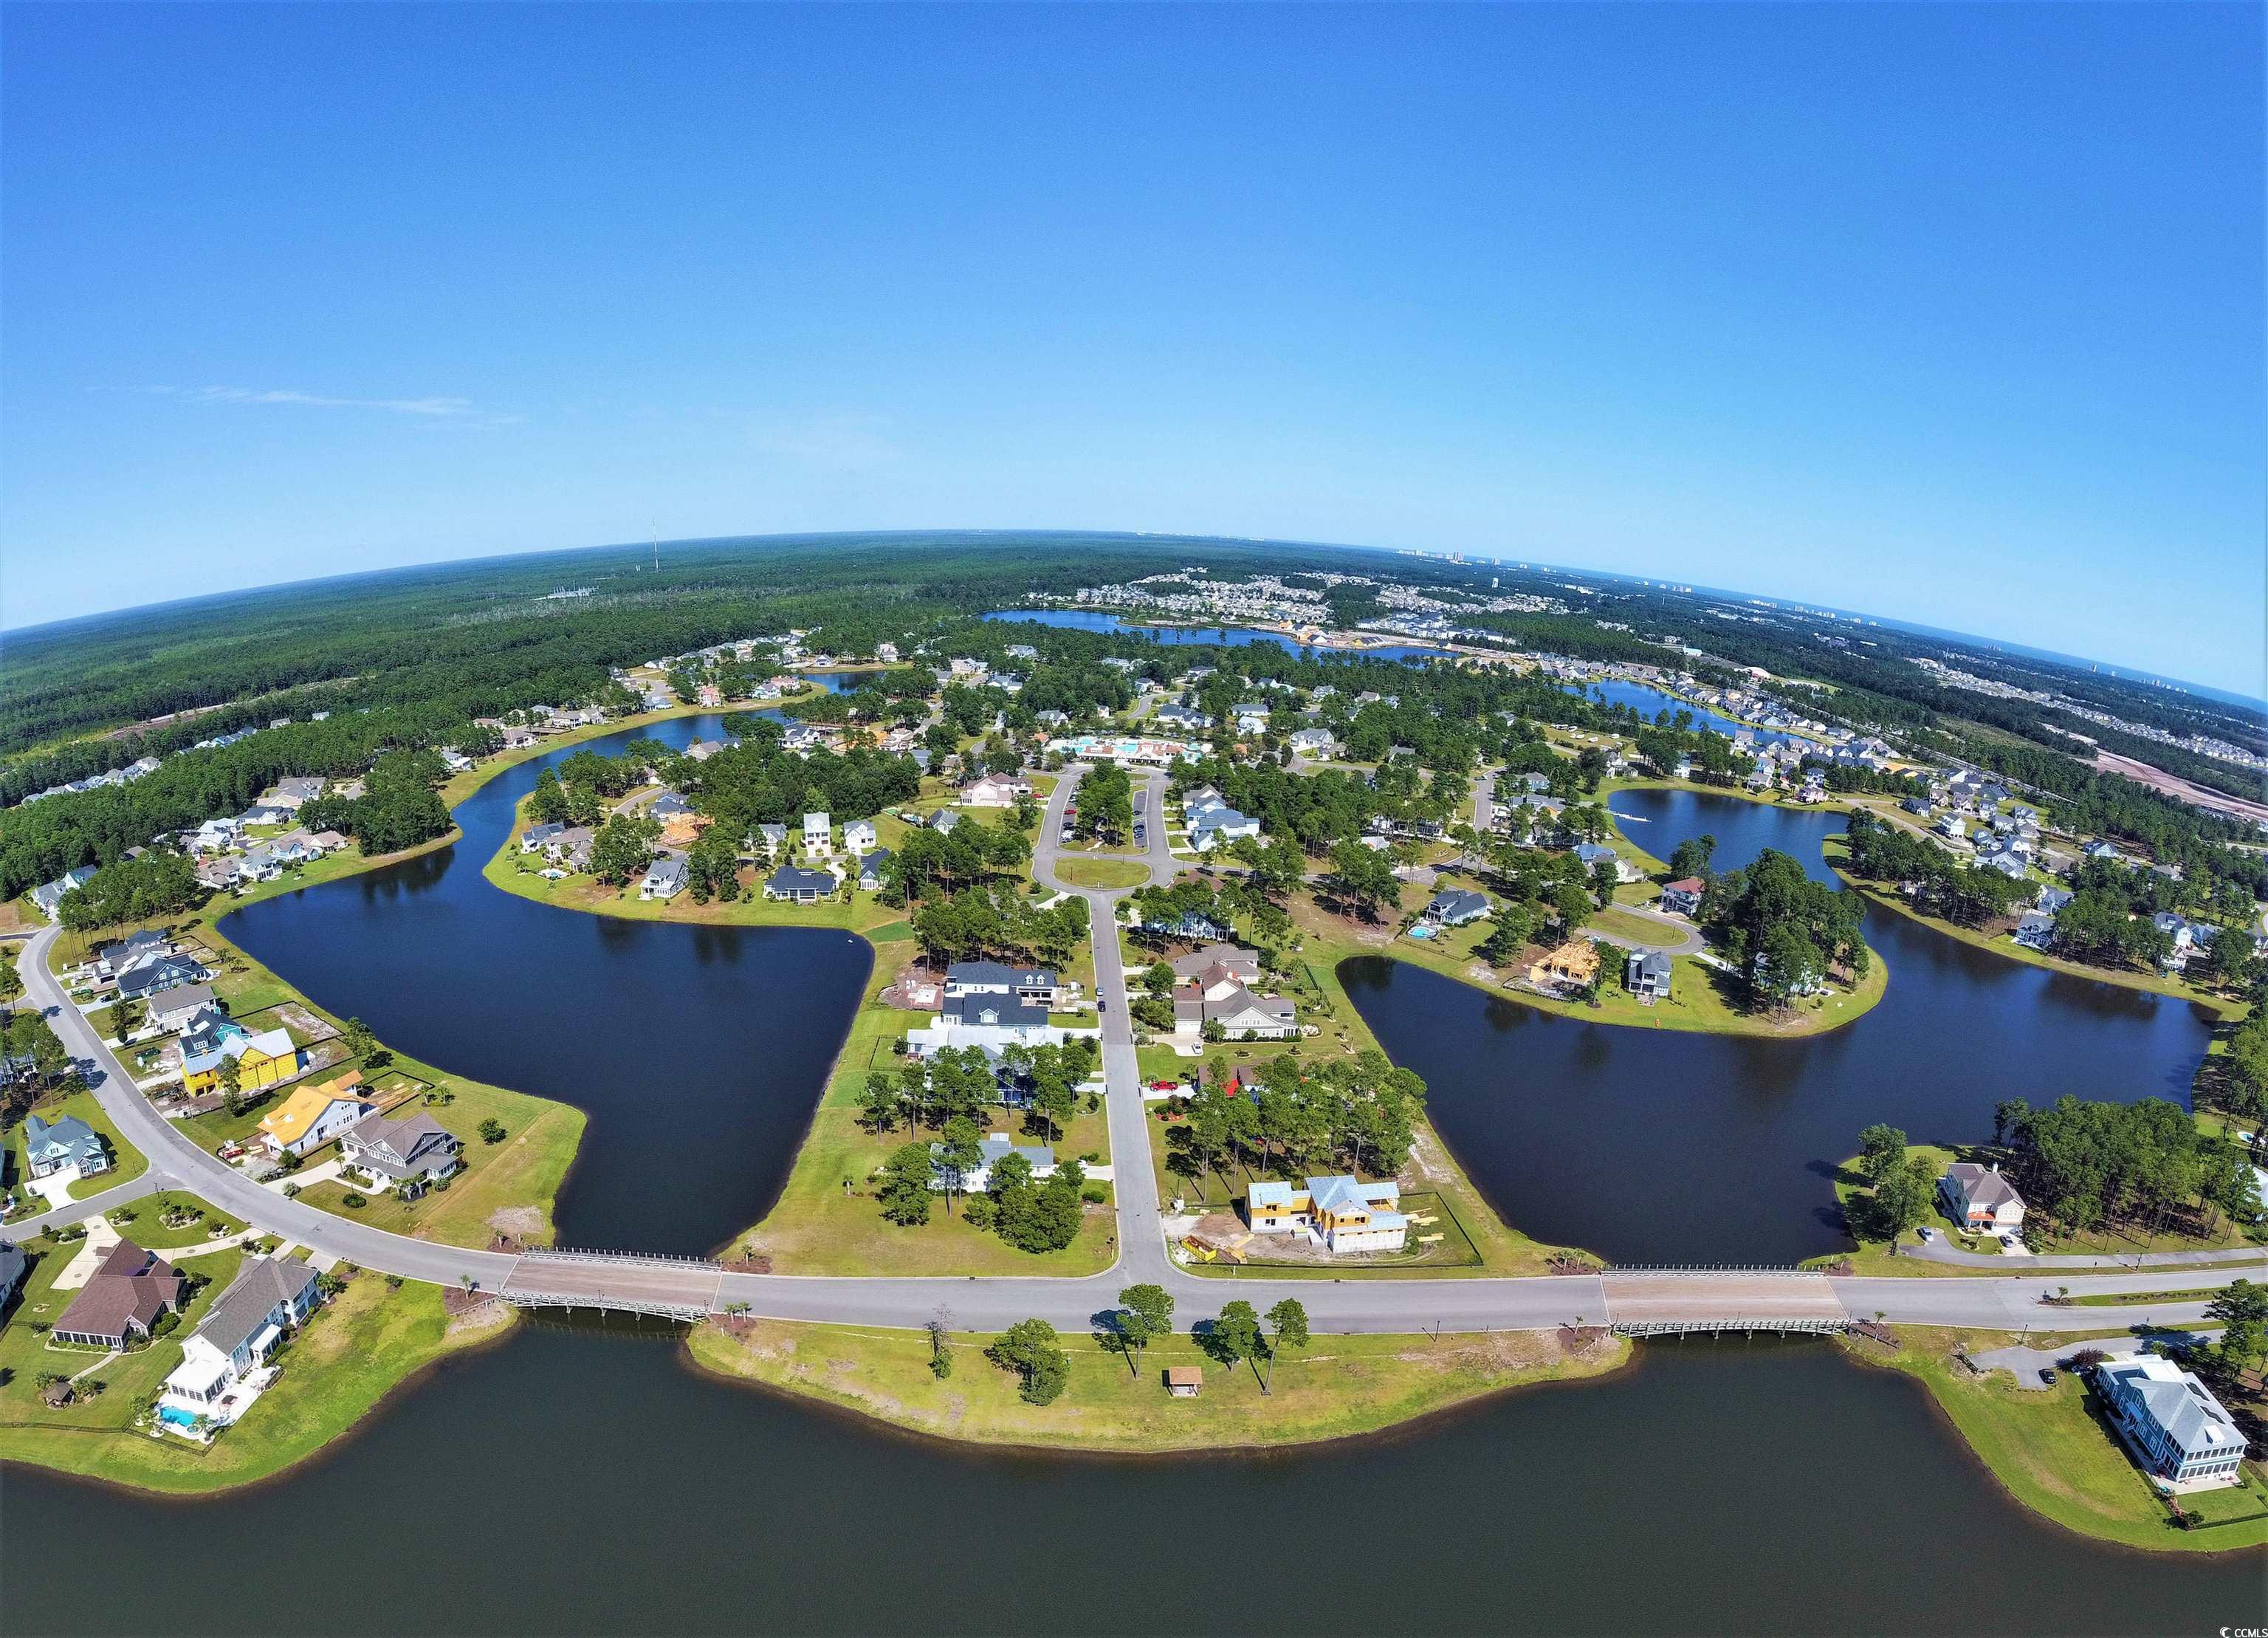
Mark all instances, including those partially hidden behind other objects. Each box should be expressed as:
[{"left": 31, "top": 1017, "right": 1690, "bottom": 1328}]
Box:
[
  {"left": 1624, "top": 949, "right": 1673, "bottom": 1000},
  {"left": 1938, "top": 1162, "right": 2025, "bottom": 1231},
  {"left": 148, "top": 983, "right": 219, "bottom": 1034},
  {"left": 340, "top": 1108, "right": 464, "bottom": 1195},
  {"left": 1424, "top": 889, "right": 1490, "bottom": 928},
  {"left": 116, "top": 951, "right": 211, "bottom": 1002},
  {"left": 638, "top": 854, "right": 688, "bottom": 901},
  {"left": 94, "top": 929, "right": 168, "bottom": 977},
  {"left": 2098, "top": 1357, "right": 2249, "bottom": 1487},
  {"left": 22, "top": 1114, "right": 109, "bottom": 1181},
  {"left": 0, "top": 1240, "right": 24, "bottom": 1312},
  {"left": 29, "top": 866, "right": 97, "bottom": 918},
  {"left": 764, "top": 865, "right": 837, "bottom": 904},
  {"left": 931, "top": 1135, "right": 1055, "bottom": 1193},
  {"left": 854, "top": 848, "right": 893, "bottom": 891},
  {"left": 161, "top": 1256, "right": 321, "bottom": 1416}
]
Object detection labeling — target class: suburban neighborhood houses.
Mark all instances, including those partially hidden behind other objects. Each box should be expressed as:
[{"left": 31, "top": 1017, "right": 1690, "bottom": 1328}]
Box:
[{"left": 0, "top": 560, "right": 2262, "bottom": 1563}]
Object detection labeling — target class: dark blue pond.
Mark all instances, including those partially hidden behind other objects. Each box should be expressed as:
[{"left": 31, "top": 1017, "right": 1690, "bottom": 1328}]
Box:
[
  {"left": 1344, "top": 788, "right": 2216, "bottom": 1264},
  {"left": 219, "top": 697, "right": 873, "bottom": 1256}
]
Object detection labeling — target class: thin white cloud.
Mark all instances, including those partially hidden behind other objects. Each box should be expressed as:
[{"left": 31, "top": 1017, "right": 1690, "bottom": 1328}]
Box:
[{"left": 123, "top": 384, "right": 518, "bottom": 425}]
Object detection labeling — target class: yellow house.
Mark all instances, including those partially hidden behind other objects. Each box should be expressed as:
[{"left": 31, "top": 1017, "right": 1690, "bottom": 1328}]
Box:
[
  {"left": 258, "top": 1072, "right": 372, "bottom": 1159},
  {"left": 182, "top": 1027, "right": 302, "bottom": 1096}
]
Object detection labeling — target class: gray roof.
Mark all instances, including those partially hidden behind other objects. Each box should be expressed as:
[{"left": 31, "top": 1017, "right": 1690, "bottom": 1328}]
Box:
[
  {"left": 2104, "top": 1362, "right": 2245, "bottom": 1458},
  {"left": 0, "top": 1240, "right": 24, "bottom": 1301},
  {"left": 948, "top": 961, "right": 1057, "bottom": 989},
  {"left": 1427, "top": 889, "right": 1489, "bottom": 922},
  {"left": 342, "top": 1108, "right": 461, "bottom": 1177},
  {"left": 941, "top": 993, "right": 1052, "bottom": 1030},
  {"left": 1626, "top": 950, "right": 1672, "bottom": 981},
  {"left": 117, "top": 953, "right": 209, "bottom": 998},
  {"left": 23, "top": 1114, "right": 104, "bottom": 1168},
  {"left": 193, "top": 1256, "right": 319, "bottom": 1359},
  {"left": 768, "top": 866, "right": 836, "bottom": 893},
  {"left": 1944, "top": 1162, "right": 2022, "bottom": 1210},
  {"left": 149, "top": 980, "right": 217, "bottom": 1015}
]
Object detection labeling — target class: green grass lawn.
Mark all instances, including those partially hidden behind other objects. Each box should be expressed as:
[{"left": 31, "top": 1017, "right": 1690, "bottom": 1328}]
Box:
[
  {"left": 9, "top": 1089, "right": 149, "bottom": 1202},
  {"left": 0, "top": 1241, "right": 244, "bottom": 1442},
  {"left": 1844, "top": 1327, "right": 2268, "bottom": 1552},
  {"left": 1583, "top": 905, "right": 1684, "bottom": 945},
  {"left": 0, "top": 1269, "right": 516, "bottom": 1494},
  {"left": 687, "top": 1315, "right": 1629, "bottom": 1453},
  {"left": 1053, "top": 856, "right": 1150, "bottom": 889},
  {"left": 97, "top": 1190, "right": 246, "bottom": 1250}
]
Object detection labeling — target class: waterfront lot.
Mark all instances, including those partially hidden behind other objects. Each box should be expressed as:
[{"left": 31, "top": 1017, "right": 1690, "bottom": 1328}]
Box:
[
  {"left": 687, "top": 1315, "right": 1629, "bottom": 1452},
  {"left": 1851, "top": 1327, "right": 2268, "bottom": 1553}
]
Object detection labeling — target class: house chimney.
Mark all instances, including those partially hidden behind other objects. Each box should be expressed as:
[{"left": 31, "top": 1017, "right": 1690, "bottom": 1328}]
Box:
[{"left": 1989, "top": 1161, "right": 1999, "bottom": 1173}]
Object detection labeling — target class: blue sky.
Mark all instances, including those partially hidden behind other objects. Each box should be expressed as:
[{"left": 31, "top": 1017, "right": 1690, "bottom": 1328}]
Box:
[{"left": 4, "top": 4, "right": 2261, "bottom": 693}]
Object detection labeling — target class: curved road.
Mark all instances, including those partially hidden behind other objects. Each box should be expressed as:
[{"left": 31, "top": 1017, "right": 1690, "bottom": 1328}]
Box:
[{"left": 16, "top": 767, "right": 2260, "bottom": 1338}]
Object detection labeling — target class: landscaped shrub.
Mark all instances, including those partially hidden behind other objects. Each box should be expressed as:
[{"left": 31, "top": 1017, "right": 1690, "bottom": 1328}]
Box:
[{"left": 340, "top": 1191, "right": 368, "bottom": 1209}]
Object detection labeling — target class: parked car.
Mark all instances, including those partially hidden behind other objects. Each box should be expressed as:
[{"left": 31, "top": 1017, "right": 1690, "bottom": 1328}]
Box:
[{"left": 2038, "top": 1367, "right": 2058, "bottom": 1386}]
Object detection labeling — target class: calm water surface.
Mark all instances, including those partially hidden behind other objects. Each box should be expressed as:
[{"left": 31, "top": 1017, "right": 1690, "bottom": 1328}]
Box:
[
  {"left": 984, "top": 608, "right": 1453, "bottom": 662},
  {"left": 220, "top": 700, "right": 872, "bottom": 1255},
  {"left": 1574, "top": 678, "right": 1810, "bottom": 747},
  {"left": 4, "top": 1323, "right": 2255, "bottom": 1637},
  {"left": 1346, "top": 788, "right": 2215, "bottom": 1264}
]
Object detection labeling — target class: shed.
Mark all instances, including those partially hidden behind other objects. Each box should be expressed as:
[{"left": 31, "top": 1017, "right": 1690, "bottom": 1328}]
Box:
[{"left": 1165, "top": 1365, "right": 1203, "bottom": 1398}]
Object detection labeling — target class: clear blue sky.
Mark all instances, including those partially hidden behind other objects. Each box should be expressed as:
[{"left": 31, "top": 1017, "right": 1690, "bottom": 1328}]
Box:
[{"left": 4, "top": 4, "right": 2261, "bottom": 693}]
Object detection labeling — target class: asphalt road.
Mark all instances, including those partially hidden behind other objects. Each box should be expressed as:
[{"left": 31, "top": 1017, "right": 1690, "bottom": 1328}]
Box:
[{"left": 14, "top": 832, "right": 2255, "bottom": 1339}]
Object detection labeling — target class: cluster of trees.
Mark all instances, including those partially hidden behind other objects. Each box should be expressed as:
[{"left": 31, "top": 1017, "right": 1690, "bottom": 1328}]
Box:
[
  {"left": 299, "top": 748, "right": 453, "bottom": 857},
  {"left": 1, "top": 710, "right": 501, "bottom": 901},
  {"left": 859, "top": 1041, "right": 1098, "bottom": 1145},
  {"left": 1838, "top": 812, "right": 2033, "bottom": 928},
  {"left": 0, "top": 1007, "right": 75, "bottom": 1127},
  {"left": 874, "top": 1115, "right": 1092, "bottom": 1256},
  {"left": 1996, "top": 1094, "right": 2261, "bottom": 1239},
  {"left": 2208, "top": 1009, "right": 2268, "bottom": 1128},
  {"left": 54, "top": 853, "right": 202, "bottom": 933},
  {"left": 1071, "top": 764, "right": 1133, "bottom": 843},
  {"left": 1700, "top": 849, "right": 1866, "bottom": 1008},
  {"left": 1161, "top": 1048, "right": 1426, "bottom": 1194},
  {"left": 910, "top": 883, "right": 1088, "bottom": 969},
  {"left": 673, "top": 731, "right": 922, "bottom": 836},
  {"left": 1845, "top": 1124, "right": 1942, "bottom": 1241}
]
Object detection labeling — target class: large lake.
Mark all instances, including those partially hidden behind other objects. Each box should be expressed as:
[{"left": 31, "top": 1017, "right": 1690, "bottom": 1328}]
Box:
[
  {"left": 1344, "top": 787, "right": 2215, "bottom": 1264},
  {"left": 984, "top": 608, "right": 1454, "bottom": 663},
  {"left": 219, "top": 697, "right": 873, "bottom": 1255},
  {"left": 4, "top": 1320, "right": 2255, "bottom": 1636}
]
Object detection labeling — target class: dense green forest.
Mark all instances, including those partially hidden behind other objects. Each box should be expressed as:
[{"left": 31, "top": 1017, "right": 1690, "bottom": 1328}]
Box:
[{"left": 4, "top": 531, "right": 2261, "bottom": 908}]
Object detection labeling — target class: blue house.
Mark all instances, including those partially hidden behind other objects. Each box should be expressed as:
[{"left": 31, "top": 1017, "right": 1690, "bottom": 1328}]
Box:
[{"left": 23, "top": 1114, "right": 109, "bottom": 1181}]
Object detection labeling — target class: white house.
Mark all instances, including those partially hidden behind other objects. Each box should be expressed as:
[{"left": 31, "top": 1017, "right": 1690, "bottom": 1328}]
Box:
[
  {"left": 639, "top": 854, "right": 688, "bottom": 900},
  {"left": 803, "top": 812, "right": 834, "bottom": 857},
  {"left": 842, "top": 818, "right": 878, "bottom": 854},
  {"left": 2097, "top": 1356, "right": 2249, "bottom": 1487},
  {"left": 1937, "top": 1162, "right": 2025, "bottom": 1232},
  {"left": 160, "top": 1257, "right": 321, "bottom": 1428},
  {"left": 931, "top": 1136, "right": 1055, "bottom": 1193}
]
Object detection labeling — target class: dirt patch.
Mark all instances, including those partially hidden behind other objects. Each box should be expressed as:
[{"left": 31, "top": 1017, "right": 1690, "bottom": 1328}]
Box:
[
  {"left": 487, "top": 1205, "right": 545, "bottom": 1238},
  {"left": 270, "top": 1002, "right": 339, "bottom": 1043},
  {"left": 2092, "top": 749, "right": 2268, "bottom": 826},
  {"left": 1555, "top": 1325, "right": 1613, "bottom": 1359}
]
